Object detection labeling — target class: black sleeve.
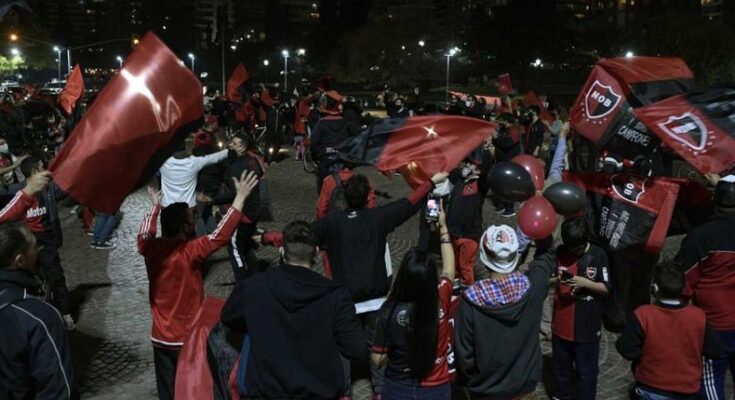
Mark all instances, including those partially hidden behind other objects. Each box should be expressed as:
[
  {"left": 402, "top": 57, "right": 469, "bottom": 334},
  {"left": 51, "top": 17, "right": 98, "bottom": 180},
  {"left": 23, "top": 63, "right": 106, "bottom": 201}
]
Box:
[
  {"left": 703, "top": 322, "right": 725, "bottom": 360},
  {"left": 220, "top": 281, "right": 248, "bottom": 332},
  {"left": 310, "top": 123, "right": 322, "bottom": 157},
  {"left": 378, "top": 198, "right": 421, "bottom": 233},
  {"left": 211, "top": 161, "right": 243, "bottom": 206},
  {"left": 333, "top": 288, "right": 368, "bottom": 360},
  {"left": 454, "top": 301, "right": 476, "bottom": 377},
  {"left": 616, "top": 313, "right": 644, "bottom": 361},
  {"left": 30, "top": 305, "right": 78, "bottom": 400},
  {"left": 526, "top": 250, "right": 556, "bottom": 287}
]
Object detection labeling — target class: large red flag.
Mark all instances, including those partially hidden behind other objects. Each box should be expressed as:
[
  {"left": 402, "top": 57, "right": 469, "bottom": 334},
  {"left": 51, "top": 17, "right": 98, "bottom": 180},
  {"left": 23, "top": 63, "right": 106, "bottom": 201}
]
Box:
[
  {"left": 337, "top": 116, "right": 497, "bottom": 187},
  {"left": 523, "top": 91, "right": 553, "bottom": 122},
  {"left": 50, "top": 32, "right": 203, "bottom": 214},
  {"left": 633, "top": 88, "right": 735, "bottom": 174},
  {"left": 569, "top": 57, "right": 694, "bottom": 160},
  {"left": 226, "top": 63, "right": 249, "bottom": 102},
  {"left": 58, "top": 64, "right": 85, "bottom": 115},
  {"left": 497, "top": 73, "right": 513, "bottom": 96}
]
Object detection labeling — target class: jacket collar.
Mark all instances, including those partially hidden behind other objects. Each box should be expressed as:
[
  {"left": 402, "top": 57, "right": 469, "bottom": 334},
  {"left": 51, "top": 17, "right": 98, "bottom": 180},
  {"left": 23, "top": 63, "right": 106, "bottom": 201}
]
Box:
[{"left": 0, "top": 268, "right": 41, "bottom": 291}]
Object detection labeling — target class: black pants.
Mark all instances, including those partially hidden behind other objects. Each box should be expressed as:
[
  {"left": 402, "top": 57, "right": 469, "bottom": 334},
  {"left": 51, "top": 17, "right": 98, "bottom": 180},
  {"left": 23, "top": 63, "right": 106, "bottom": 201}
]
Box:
[
  {"left": 342, "top": 310, "right": 385, "bottom": 395},
  {"left": 552, "top": 336, "right": 600, "bottom": 400},
  {"left": 153, "top": 346, "right": 180, "bottom": 400},
  {"left": 228, "top": 224, "right": 261, "bottom": 282},
  {"left": 36, "top": 239, "right": 70, "bottom": 315}
]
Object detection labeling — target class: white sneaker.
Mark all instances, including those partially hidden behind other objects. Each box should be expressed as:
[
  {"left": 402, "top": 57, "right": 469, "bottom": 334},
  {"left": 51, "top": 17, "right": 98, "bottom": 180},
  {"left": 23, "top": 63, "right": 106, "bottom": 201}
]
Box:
[{"left": 63, "top": 314, "right": 76, "bottom": 331}]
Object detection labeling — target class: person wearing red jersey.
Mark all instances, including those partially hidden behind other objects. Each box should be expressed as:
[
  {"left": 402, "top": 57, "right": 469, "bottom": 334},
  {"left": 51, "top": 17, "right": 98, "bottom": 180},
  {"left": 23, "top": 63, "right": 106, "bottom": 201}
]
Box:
[
  {"left": 617, "top": 261, "right": 723, "bottom": 400},
  {"left": 675, "top": 174, "right": 735, "bottom": 400},
  {"left": 137, "top": 170, "right": 258, "bottom": 400},
  {"left": 371, "top": 203, "right": 456, "bottom": 399},
  {"left": 0, "top": 171, "right": 51, "bottom": 224}
]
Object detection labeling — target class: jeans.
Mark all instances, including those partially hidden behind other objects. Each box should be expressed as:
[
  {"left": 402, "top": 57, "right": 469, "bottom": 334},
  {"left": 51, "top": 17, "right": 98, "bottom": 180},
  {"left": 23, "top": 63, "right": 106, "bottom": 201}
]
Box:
[
  {"left": 636, "top": 386, "right": 691, "bottom": 400},
  {"left": 92, "top": 212, "right": 118, "bottom": 243},
  {"left": 701, "top": 330, "right": 735, "bottom": 400},
  {"left": 552, "top": 336, "right": 600, "bottom": 400},
  {"left": 381, "top": 379, "right": 450, "bottom": 400}
]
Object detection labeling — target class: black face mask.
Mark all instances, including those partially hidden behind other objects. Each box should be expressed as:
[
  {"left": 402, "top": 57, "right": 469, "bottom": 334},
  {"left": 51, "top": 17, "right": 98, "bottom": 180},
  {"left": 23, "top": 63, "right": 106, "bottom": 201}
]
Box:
[{"left": 566, "top": 243, "right": 587, "bottom": 257}]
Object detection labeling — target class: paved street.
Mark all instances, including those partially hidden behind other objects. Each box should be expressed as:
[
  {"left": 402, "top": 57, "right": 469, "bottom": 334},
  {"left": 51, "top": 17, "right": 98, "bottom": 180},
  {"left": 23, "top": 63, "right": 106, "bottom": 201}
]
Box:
[{"left": 58, "top": 154, "right": 727, "bottom": 399}]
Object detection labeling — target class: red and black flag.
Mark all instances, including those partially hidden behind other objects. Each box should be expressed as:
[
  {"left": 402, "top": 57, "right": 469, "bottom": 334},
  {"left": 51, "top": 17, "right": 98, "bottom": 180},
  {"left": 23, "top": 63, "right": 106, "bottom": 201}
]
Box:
[
  {"left": 633, "top": 87, "right": 735, "bottom": 175},
  {"left": 50, "top": 32, "right": 203, "bottom": 214},
  {"left": 523, "top": 91, "right": 553, "bottom": 122},
  {"left": 58, "top": 64, "right": 85, "bottom": 115},
  {"left": 565, "top": 172, "right": 680, "bottom": 253},
  {"left": 497, "top": 73, "right": 513, "bottom": 96},
  {"left": 569, "top": 57, "right": 694, "bottom": 160},
  {"left": 226, "top": 63, "right": 249, "bottom": 102},
  {"left": 336, "top": 116, "right": 497, "bottom": 188}
]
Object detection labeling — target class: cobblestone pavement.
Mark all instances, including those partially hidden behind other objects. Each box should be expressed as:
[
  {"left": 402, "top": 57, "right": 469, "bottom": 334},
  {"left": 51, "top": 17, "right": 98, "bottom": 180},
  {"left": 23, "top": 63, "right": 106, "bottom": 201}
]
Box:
[{"left": 59, "top": 154, "right": 730, "bottom": 399}]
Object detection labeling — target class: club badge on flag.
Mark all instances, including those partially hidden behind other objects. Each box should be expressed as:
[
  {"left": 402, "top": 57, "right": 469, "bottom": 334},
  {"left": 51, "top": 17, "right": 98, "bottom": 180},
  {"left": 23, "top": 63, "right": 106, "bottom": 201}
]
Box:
[
  {"left": 50, "top": 32, "right": 204, "bottom": 214},
  {"left": 226, "top": 63, "right": 249, "bottom": 102},
  {"left": 58, "top": 64, "right": 85, "bottom": 115}
]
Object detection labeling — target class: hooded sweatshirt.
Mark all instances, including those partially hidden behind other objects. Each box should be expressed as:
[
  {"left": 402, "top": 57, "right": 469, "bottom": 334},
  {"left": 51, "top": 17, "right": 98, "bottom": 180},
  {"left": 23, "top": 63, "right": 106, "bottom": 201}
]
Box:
[
  {"left": 454, "top": 252, "right": 555, "bottom": 399},
  {"left": 221, "top": 264, "right": 367, "bottom": 399}
]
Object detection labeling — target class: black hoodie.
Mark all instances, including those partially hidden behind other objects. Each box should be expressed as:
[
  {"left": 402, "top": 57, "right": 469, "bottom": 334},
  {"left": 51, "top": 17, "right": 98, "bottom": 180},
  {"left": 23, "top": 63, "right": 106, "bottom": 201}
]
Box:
[
  {"left": 221, "top": 264, "right": 367, "bottom": 399},
  {"left": 454, "top": 252, "right": 555, "bottom": 399}
]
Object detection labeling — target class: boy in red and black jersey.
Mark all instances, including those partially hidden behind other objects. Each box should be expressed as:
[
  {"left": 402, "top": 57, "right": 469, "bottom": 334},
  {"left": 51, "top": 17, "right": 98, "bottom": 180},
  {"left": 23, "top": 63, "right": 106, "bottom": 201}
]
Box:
[
  {"left": 552, "top": 217, "right": 610, "bottom": 400},
  {"left": 616, "top": 261, "right": 723, "bottom": 399}
]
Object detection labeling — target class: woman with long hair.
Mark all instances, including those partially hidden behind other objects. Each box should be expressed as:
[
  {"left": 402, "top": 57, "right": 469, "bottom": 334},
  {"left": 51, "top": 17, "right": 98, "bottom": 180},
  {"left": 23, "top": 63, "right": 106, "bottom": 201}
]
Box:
[{"left": 371, "top": 203, "right": 456, "bottom": 399}]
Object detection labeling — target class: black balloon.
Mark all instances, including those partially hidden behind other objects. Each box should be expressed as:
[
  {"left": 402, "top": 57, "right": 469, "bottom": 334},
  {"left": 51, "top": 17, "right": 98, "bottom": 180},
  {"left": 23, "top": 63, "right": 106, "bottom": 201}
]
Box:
[
  {"left": 487, "top": 161, "right": 536, "bottom": 203},
  {"left": 543, "top": 182, "right": 587, "bottom": 216}
]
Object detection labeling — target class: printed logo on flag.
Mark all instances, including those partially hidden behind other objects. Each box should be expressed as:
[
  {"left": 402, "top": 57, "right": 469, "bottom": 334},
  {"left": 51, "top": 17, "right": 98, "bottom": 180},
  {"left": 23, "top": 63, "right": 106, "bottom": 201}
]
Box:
[
  {"left": 585, "top": 266, "right": 597, "bottom": 279},
  {"left": 584, "top": 80, "right": 622, "bottom": 120},
  {"left": 610, "top": 174, "right": 647, "bottom": 204},
  {"left": 656, "top": 112, "right": 708, "bottom": 151}
]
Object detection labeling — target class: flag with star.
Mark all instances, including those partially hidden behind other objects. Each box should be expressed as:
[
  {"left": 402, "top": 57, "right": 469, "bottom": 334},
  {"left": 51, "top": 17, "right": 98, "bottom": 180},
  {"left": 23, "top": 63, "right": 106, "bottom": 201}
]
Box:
[
  {"left": 569, "top": 56, "right": 694, "bottom": 160},
  {"left": 49, "top": 32, "right": 203, "bottom": 213},
  {"left": 336, "top": 116, "right": 497, "bottom": 187}
]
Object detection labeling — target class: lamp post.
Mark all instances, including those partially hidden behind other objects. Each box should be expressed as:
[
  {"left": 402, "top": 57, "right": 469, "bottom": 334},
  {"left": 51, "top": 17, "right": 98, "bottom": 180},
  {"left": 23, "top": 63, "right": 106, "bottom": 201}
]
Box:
[
  {"left": 116, "top": 55, "right": 123, "bottom": 69},
  {"left": 188, "top": 53, "right": 195, "bottom": 73},
  {"left": 53, "top": 46, "right": 62, "bottom": 79},
  {"left": 10, "top": 48, "right": 21, "bottom": 77},
  {"left": 445, "top": 47, "right": 460, "bottom": 104},
  {"left": 282, "top": 49, "right": 289, "bottom": 94}
]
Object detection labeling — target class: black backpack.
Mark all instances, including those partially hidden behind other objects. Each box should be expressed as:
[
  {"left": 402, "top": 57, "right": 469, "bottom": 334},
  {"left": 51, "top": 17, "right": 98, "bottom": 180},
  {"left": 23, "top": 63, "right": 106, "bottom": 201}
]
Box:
[{"left": 328, "top": 173, "right": 349, "bottom": 215}]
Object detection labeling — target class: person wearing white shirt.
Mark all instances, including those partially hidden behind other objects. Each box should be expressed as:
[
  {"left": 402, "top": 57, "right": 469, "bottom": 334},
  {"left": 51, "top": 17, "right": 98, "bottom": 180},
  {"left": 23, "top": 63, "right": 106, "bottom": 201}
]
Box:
[{"left": 159, "top": 146, "right": 230, "bottom": 208}]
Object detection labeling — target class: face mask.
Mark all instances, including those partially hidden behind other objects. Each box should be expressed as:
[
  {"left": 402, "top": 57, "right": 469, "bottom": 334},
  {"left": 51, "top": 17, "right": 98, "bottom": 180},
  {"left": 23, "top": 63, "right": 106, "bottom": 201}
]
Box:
[
  {"left": 0, "top": 144, "right": 8, "bottom": 154},
  {"left": 465, "top": 100, "right": 472, "bottom": 107},
  {"left": 433, "top": 180, "right": 453, "bottom": 196},
  {"left": 461, "top": 166, "right": 471, "bottom": 178}
]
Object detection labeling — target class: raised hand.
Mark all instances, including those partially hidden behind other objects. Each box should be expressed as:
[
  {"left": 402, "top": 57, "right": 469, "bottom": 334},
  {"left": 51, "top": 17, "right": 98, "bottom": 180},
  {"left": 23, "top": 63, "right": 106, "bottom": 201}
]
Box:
[{"left": 23, "top": 171, "right": 52, "bottom": 197}]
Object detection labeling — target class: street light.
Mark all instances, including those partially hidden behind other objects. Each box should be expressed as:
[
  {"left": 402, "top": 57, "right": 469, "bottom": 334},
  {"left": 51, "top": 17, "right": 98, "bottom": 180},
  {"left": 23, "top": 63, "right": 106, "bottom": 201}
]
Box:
[
  {"left": 9, "top": 33, "right": 18, "bottom": 42},
  {"left": 116, "top": 55, "right": 123, "bottom": 68},
  {"left": 53, "top": 46, "right": 62, "bottom": 79},
  {"left": 10, "top": 48, "right": 20, "bottom": 57},
  {"left": 296, "top": 48, "right": 306, "bottom": 56},
  {"left": 418, "top": 40, "right": 425, "bottom": 47},
  {"left": 625, "top": 51, "right": 634, "bottom": 58},
  {"left": 445, "top": 47, "right": 460, "bottom": 103},
  {"left": 282, "top": 49, "right": 289, "bottom": 94},
  {"left": 188, "top": 53, "right": 195, "bottom": 73}
]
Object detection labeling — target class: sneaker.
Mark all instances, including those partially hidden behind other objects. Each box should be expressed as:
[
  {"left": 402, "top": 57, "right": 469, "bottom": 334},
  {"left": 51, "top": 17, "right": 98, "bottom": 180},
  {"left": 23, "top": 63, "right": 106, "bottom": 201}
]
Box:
[
  {"left": 86, "top": 231, "right": 94, "bottom": 237},
  {"left": 93, "top": 241, "right": 116, "bottom": 250},
  {"left": 63, "top": 314, "right": 76, "bottom": 331},
  {"left": 69, "top": 205, "right": 80, "bottom": 215},
  {"left": 500, "top": 210, "right": 516, "bottom": 218}
]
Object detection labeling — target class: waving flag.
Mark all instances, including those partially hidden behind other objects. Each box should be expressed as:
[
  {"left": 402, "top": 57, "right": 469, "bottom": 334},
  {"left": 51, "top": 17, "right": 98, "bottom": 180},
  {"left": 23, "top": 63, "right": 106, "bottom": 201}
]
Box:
[
  {"left": 337, "top": 116, "right": 497, "bottom": 187},
  {"left": 566, "top": 172, "right": 680, "bottom": 253},
  {"left": 569, "top": 57, "right": 694, "bottom": 159},
  {"left": 226, "top": 63, "right": 249, "bottom": 102},
  {"left": 497, "top": 73, "right": 513, "bottom": 95},
  {"left": 58, "top": 64, "right": 85, "bottom": 115},
  {"left": 50, "top": 32, "right": 203, "bottom": 214},
  {"left": 634, "top": 87, "right": 735, "bottom": 174}
]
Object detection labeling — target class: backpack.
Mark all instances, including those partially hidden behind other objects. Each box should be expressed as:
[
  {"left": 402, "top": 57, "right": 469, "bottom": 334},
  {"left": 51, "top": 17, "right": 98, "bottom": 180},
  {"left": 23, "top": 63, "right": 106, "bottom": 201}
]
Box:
[{"left": 327, "top": 173, "right": 348, "bottom": 215}]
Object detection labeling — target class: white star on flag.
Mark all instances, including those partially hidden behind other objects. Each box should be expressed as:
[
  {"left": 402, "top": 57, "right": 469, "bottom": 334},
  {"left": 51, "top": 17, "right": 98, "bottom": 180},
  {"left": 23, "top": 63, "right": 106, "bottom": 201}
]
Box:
[{"left": 424, "top": 125, "right": 438, "bottom": 139}]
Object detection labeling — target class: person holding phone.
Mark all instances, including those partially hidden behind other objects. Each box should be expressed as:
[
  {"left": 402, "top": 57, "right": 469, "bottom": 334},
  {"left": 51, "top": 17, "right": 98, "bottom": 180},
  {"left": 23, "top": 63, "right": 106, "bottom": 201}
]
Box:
[{"left": 551, "top": 217, "right": 611, "bottom": 400}]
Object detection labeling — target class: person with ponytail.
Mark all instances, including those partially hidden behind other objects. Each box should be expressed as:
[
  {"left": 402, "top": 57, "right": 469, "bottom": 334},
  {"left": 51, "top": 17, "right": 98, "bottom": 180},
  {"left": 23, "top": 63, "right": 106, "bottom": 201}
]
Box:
[{"left": 370, "top": 202, "right": 455, "bottom": 399}]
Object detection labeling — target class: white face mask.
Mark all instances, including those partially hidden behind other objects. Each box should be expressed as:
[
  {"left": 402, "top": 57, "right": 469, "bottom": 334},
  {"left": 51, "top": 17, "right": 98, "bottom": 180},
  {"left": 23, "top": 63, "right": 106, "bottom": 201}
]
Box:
[
  {"left": 432, "top": 180, "right": 453, "bottom": 196},
  {"left": 465, "top": 100, "right": 472, "bottom": 107},
  {"left": 0, "top": 144, "right": 8, "bottom": 154}
]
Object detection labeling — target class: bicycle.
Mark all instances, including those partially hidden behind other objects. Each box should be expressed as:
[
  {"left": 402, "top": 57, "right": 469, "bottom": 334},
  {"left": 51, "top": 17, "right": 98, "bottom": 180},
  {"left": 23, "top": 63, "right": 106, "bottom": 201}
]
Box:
[{"left": 302, "top": 137, "right": 317, "bottom": 174}]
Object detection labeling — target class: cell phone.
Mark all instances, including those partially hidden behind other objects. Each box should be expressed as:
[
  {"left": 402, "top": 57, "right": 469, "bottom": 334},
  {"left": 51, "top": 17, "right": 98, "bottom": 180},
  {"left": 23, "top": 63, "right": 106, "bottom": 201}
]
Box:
[
  {"left": 560, "top": 270, "right": 574, "bottom": 281},
  {"left": 425, "top": 194, "right": 440, "bottom": 222}
]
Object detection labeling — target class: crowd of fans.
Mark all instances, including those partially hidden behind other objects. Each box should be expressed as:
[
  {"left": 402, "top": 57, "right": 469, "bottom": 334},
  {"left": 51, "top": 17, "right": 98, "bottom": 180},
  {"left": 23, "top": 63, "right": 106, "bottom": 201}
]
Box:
[{"left": 0, "top": 79, "right": 734, "bottom": 400}]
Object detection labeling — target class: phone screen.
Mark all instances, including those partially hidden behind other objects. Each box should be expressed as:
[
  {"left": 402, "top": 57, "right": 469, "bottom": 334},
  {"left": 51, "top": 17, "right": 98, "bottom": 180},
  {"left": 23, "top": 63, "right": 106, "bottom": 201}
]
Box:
[{"left": 425, "top": 195, "right": 440, "bottom": 222}]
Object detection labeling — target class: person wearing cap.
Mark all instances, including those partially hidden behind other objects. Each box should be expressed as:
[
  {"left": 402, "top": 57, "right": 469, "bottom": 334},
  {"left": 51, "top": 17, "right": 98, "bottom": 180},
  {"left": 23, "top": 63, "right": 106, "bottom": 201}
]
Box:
[
  {"left": 310, "top": 90, "right": 360, "bottom": 194},
  {"left": 675, "top": 173, "right": 735, "bottom": 400},
  {"left": 551, "top": 217, "right": 610, "bottom": 400},
  {"left": 454, "top": 224, "right": 556, "bottom": 400}
]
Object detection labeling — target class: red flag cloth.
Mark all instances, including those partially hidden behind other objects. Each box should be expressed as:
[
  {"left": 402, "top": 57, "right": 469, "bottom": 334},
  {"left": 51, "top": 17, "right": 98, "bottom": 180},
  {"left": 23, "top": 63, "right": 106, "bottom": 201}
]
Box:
[
  {"left": 49, "top": 32, "right": 203, "bottom": 214},
  {"left": 174, "top": 296, "right": 225, "bottom": 400},
  {"left": 633, "top": 88, "right": 735, "bottom": 175},
  {"left": 337, "top": 116, "right": 497, "bottom": 188},
  {"left": 497, "top": 73, "right": 513, "bottom": 96},
  {"left": 260, "top": 88, "right": 274, "bottom": 108},
  {"left": 523, "top": 91, "right": 552, "bottom": 122},
  {"left": 565, "top": 172, "right": 680, "bottom": 253},
  {"left": 58, "top": 64, "right": 85, "bottom": 115},
  {"left": 448, "top": 91, "right": 502, "bottom": 107},
  {"left": 226, "top": 63, "right": 249, "bottom": 102},
  {"left": 569, "top": 57, "right": 694, "bottom": 160}
]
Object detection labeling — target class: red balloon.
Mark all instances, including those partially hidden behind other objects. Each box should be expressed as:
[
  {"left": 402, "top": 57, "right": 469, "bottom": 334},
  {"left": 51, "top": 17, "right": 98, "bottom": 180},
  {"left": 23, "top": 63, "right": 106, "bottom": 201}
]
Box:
[
  {"left": 512, "top": 154, "right": 545, "bottom": 191},
  {"left": 518, "top": 195, "right": 557, "bottom": 240}
]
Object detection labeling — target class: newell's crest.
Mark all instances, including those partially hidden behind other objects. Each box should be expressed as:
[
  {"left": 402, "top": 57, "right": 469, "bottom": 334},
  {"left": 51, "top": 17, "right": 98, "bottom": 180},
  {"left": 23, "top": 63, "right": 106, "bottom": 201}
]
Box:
[
  {"left": 656, "top": 112, "right": 708, "bottom": 151},
  {"left": 585, "top": 266, "right": 597, "bottom": 280},
  {"left": 611, "top": 174, "right": 647, "bottom": 204},
  {"left": 585, "top": 80, "right": 622, "bottom": 119}
]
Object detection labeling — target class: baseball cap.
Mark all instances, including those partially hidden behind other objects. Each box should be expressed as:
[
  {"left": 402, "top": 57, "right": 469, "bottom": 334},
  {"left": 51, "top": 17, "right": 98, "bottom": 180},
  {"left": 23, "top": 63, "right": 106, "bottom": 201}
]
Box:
[{"left": 479, "top": 225, "right": 519, "bottom": 274}]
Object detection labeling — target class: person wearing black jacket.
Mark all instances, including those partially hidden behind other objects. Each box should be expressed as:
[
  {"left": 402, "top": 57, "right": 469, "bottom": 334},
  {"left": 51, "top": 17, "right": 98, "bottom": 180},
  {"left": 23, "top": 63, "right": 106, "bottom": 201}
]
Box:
[
  {"left": 221, "top": 221, "right": 366, "bottom": 399},
  {"left": 193, "top": 126, "right": 226, "bottom": 236},
  {"left": 0, "top": 222, "right": 78, "bottom": 400},
  {"left": 492, "top": 113, "right": 521, "bottom": 217},
  {"left": 525, "top": 106, "right": 545, "bottom": 157}
]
